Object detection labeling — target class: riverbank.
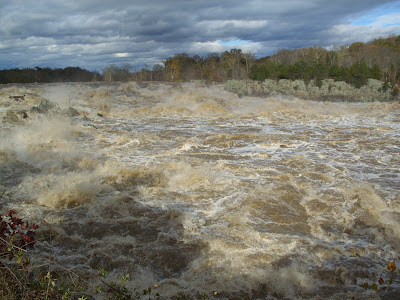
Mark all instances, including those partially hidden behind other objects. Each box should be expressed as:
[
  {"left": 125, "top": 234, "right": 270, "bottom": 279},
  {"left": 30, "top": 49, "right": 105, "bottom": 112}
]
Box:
[{"left": 224, "top": 79, "right": 400, "bottom": 102}]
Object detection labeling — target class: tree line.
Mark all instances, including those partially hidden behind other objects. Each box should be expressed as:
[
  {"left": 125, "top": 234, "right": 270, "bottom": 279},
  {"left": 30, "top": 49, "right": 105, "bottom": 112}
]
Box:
[
  {"left": 251, "top": 35, "right": 400, "bottom": 88},
  {"left": 101, "top": 49, "right": 255, "bottom": 83},
  {"left": 1, "top": 34, "right": 399, "bottom": 87},
  {"left": 0, "top": 66, "right": 100, "bottom": 84}
]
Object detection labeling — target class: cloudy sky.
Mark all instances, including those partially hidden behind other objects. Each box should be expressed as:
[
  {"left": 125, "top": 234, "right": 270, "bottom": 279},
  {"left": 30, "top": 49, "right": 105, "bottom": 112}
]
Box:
[{"left": 1, "top": 0, "right": 400, "bottom": 71}]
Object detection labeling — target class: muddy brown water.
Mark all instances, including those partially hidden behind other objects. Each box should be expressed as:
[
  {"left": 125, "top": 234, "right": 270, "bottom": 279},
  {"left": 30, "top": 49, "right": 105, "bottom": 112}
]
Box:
[{"left": 1, "top": 82, "right": 400, "bottom": 299}]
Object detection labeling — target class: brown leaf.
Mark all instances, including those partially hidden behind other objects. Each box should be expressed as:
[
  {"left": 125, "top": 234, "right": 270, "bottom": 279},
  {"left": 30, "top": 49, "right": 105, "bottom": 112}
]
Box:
[{"left": 388, "top": 261, "right": 397, "bottom": 272}]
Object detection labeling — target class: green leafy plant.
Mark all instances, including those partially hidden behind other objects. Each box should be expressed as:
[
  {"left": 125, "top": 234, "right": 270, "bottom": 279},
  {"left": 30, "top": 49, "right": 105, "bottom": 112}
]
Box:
[
  {"left": 62, "top": 288, "right": 70, "bottom": 299},
  {"left": 97, "top": 268, "right": 161, "bottom": 299},
  {"left": 40, "top": 272, "right": 57, "bottom": 292}
]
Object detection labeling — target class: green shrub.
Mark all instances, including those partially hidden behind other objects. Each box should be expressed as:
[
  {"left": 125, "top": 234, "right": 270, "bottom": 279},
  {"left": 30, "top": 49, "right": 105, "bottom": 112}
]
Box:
[{"left": 382, "top": 81, "right": 390, "bottom": 92}]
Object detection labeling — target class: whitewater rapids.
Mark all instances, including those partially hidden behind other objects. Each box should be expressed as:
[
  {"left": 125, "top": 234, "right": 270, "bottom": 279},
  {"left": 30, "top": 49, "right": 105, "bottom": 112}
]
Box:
[{"left": 1, "top": 81, "right": 399, "bottom": 299}]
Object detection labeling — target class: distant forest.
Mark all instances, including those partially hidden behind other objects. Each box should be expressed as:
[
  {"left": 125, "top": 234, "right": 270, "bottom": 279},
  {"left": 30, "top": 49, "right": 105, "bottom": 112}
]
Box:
[
  {"left": 0, "top": 67, "right": 100, "bottom": 84},
  {"left": 1, "top": 34, "right": 400, "bottom": 88}
]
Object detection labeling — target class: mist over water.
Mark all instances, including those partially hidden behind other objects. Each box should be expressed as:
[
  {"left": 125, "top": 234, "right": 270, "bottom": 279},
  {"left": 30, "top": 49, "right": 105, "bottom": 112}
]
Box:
[{"left": 1, "top": 82, "right": 400, "bottom": 299}]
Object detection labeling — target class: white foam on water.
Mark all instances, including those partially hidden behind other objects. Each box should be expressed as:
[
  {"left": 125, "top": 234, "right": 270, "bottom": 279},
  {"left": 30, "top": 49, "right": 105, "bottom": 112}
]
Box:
[{"left": 1, "top": 82, "right": 400, "bottom": 298}]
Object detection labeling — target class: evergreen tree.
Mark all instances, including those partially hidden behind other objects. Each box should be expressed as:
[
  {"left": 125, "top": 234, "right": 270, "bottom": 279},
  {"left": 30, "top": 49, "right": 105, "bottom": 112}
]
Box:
[
  {"left": 347, "top": 60, "right": 370, "bottom": 87},
  {"left": 371, "top": 64, "right": 382, "bottom": 80}
]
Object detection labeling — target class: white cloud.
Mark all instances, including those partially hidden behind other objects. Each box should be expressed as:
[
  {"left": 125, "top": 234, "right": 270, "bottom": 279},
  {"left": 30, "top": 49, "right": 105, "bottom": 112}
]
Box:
[
  {"left": 373, "top": 12, "right": 400, "bottom": 27},
  {"left": 114, "top": 52, "right": 132, "bottom": 58},
  {"left": 189, "top": 40, "right": 263, "bottom": 56},
  {"left": 189, "top": 41, "right": 225, "bottom": 54},
  {"left": 327, "top": 22, "right": 400, "bottom": 45},
  {"left": 198, "top": 20, "right": 268, "bottom": 30}
]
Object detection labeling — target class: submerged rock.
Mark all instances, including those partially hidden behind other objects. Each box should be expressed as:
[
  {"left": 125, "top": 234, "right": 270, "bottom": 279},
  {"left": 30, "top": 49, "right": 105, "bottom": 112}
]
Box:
[
  {"left": 38, "top": 99, "right": 54, "bottom": 113},
  {"left": 1, "top": 110, "right": 29, "bottom": 123},
  {"left": 31, "top": 99, "right": 59, "bottom": 114},
  {"left": 66, "top": 107, "right": 79, "bottom": 117},
  {"left": 9, "top": 95, "right": 25, "bottom": 101},
  {"left": 2, "top": 110, "right": 20, "bottom": 123}
]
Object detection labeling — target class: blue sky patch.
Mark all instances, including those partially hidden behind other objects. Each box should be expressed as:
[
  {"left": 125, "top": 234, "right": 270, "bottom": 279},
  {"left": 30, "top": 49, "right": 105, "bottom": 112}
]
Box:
[
  {"left": 219, "top": 39, "right": 249, "bottom": 46},
  {"left": 351, "top": 1, "right": 400, "bottom": 25}
]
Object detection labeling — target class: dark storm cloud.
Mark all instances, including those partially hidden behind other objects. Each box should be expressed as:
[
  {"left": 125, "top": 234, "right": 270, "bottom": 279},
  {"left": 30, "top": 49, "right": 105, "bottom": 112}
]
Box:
[{"left": 0, "top": 0, "right": 399, "bottom": 70}]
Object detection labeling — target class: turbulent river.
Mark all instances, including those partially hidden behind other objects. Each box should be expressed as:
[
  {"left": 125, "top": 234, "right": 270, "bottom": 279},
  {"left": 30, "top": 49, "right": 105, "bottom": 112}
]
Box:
[{"left": 1, "top": 82, "right": 400, "bottom": 299}]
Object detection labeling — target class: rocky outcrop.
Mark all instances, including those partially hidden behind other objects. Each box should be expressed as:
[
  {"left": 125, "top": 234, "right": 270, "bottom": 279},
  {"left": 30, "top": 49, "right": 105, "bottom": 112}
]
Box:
[
  {"left": 65, "top": 107, "right": 79, "bottom": 117},
  {"left": 31, "top": 99, "right": 57, "bottom": 114}
]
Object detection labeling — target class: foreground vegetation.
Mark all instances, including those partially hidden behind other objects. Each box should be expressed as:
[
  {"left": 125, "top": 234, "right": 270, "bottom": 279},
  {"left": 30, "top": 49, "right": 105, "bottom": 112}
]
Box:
[{"left": 1, "top": 35, "right": 399, "bottom": 90}]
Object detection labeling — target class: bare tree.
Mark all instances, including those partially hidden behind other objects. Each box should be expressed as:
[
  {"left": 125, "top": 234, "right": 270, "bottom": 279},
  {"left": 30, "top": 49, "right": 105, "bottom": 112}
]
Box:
[
  {"left": 102, "top": 64, "right": 118, "bottom": 81},
  {"left": 243, "top": 51, "right": 256, "bottom": 77}
]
